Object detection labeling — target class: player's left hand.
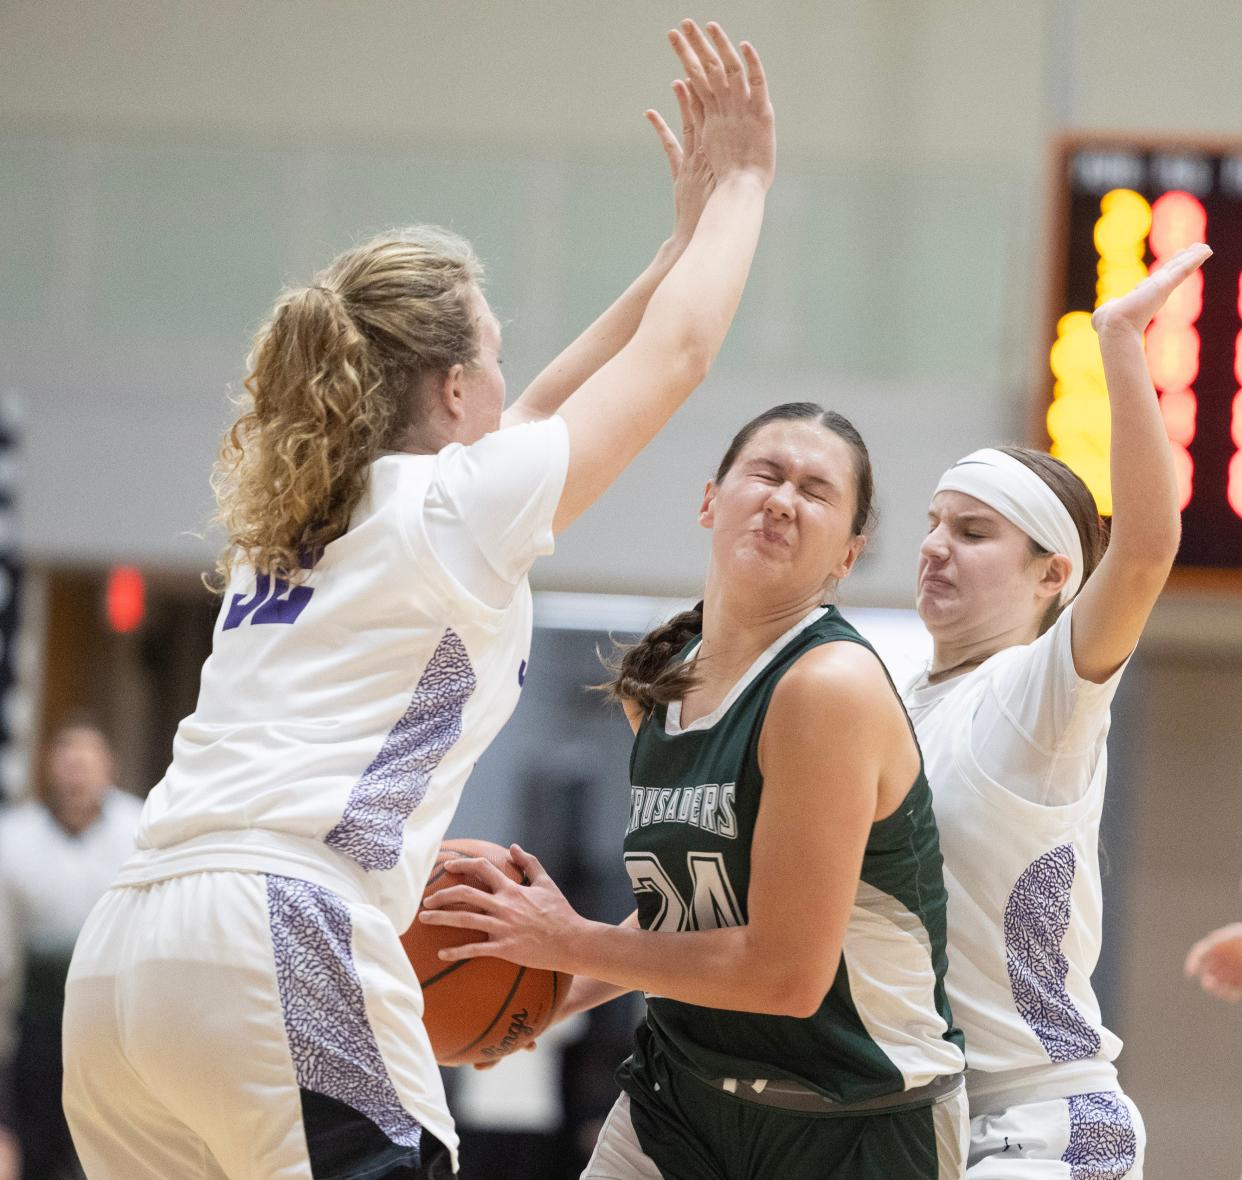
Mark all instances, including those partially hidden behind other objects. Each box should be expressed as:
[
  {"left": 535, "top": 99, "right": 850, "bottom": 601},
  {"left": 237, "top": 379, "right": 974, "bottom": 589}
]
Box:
[
  {"left": 1184, "top": 922, "right": 1242, "bottom": 1002},
  {"left": 418, "top": 844, "right": 583, "bottom": 973},
  {"left": 1092, "top": 242, "right": 1211, "bottom": 339},
  {"left": 648, "top": 78, "right": 714, "bottom": 250}
]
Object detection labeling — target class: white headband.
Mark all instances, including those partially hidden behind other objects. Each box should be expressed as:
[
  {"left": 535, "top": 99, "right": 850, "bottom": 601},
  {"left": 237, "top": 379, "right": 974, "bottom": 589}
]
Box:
[{"left": 935, "top": 448, "right": 1084, "bottom": 605}]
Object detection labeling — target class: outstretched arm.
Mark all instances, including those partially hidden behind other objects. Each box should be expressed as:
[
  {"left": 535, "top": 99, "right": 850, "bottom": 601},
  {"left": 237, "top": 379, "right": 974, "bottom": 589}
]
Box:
[
  {"left": 502, "top": 83, "right": 713, "bottom": 428},
  {"left": 420, "top": 645, "right": 891, "bottom": 1017},
  {"left": 1070, "top": 243, "right": 1211, "bottom": 682},
  {"left": 551, "top": 20, "right": 776, "bottom": 534}
]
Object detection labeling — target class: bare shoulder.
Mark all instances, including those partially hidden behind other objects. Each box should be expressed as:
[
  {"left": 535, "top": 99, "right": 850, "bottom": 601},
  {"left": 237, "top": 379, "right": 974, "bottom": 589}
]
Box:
[{"left": 766, "top": 641, "right": 902, "bottom": 737}]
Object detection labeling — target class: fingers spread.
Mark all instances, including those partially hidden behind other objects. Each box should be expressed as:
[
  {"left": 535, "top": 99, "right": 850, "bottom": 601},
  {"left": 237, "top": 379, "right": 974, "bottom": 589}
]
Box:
[
  {"left": 443, "top": 856, "right": 509, "bottom": 890},
  {"left": 740, "top": 41, "right": 768, "bottom": 99},
  {"left": 421, "top": 883, "right": 498, "bottom": 912},
  {"left": 509, "top": 843, "right": 544, "bottom": 881},
  {"left": 685, "top": 84, "right": 706, "bottom": 132},
  {"left": 681, "top": 19, "right": 726, "bottom": 84},
  {"left": 437, "top": 935, "right": 500, "bottom": 962},
  {"left": 672, "top": 80, "right": 697, "bottom": 150},
  {"left": 645, "top": 108, "right": 682, "bottom": 177},
  {"left": 668, "top": 28, "right": 710, "bottom": 102},
  {"left": 420, "top": 907, "right": 495, "bottom": 934},
  {"left": 705, "top": 22, "right": 746, "bottom": 92}
]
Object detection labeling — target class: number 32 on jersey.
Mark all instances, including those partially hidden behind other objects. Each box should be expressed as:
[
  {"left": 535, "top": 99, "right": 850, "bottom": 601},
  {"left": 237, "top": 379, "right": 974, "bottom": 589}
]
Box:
[{"left": 625, "top": 850, "right": 744, "bottom": 932}]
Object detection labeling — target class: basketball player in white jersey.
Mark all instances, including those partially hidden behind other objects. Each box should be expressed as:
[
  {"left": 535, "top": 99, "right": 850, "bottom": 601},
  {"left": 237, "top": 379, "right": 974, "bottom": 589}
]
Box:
[
  {"left": 903, "top": 242, "right": 1211, "bottom": 1178},
  {"left": 60, "top": 22, "right": 775, "bottom": 1178}
]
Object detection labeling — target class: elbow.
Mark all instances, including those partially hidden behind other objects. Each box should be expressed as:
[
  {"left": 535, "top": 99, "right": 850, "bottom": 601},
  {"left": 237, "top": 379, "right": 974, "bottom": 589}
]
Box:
[
  {"left": 640, "top": 315, "right": 718, "bottom": 390},
  {"left": 749, "top": 963, "right": 835, "bottom": 1019},
  {"left": 1148, "top": 511, "right": 1183, "bottom": 568},
  {"left": 765, "top": 986, "right": 827, "bottom": 1020},
  {"left": 1110, "top": 515, "right": 1181, "bottom": 578},
  {"left": 1112, "top": 535, "right": 1180, "bottom": 583},
  {"left": 671, "top": 329, "right": 716, "bottom": 390}
]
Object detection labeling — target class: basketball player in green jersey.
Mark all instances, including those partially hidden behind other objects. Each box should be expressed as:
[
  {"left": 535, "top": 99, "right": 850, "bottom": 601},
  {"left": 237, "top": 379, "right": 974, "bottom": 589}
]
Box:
[{"left": 422, "top": 403, "right": 968, "bottom": 1179}]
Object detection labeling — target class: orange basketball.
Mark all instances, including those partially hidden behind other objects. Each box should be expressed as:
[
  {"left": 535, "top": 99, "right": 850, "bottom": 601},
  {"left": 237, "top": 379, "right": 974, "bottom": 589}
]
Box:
[{"left": 400, "top": 838, "right": 571, "bottom": 1067}]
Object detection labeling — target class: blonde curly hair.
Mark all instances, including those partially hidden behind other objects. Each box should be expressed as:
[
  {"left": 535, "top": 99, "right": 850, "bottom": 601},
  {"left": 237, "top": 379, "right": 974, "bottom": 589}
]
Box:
[{"left": 210, "top": 226, "right": 483, "bottom": 588}]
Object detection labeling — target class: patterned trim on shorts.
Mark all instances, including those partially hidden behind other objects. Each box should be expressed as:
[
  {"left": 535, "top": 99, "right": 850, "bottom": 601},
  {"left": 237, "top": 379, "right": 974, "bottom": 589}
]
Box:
[
  {"left": 1062, "top": 1092, "right": 1138, "bottom": 1180},
  {"left": 325, "top": 628, "right": 476, "bottom": 871},
  {"left": 266, "top": 874, "right": 423, "bottom": 1149}
]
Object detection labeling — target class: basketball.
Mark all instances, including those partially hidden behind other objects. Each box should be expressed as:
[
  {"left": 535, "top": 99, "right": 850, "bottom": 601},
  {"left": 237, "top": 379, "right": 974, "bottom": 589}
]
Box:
[{"left": 400, "top": 838, "right": 571, "bottom": 1067}]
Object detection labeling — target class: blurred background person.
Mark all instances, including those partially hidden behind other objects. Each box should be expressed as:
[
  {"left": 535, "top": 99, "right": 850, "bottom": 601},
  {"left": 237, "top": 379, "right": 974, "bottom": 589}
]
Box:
[{"left": 0, "top": 717, "right": 142, "bottom": 1180}]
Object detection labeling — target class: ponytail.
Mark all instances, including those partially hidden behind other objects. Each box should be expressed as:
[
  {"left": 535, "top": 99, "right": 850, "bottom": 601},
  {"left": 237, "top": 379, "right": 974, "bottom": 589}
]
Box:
[{"left": 210, "top": 226, "right": 482, "bottom": 588}]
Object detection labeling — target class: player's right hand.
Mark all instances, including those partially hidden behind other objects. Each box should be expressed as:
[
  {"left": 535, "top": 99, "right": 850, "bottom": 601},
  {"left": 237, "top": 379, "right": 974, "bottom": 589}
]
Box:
[
  {"left": 1184, "top": 922, "right": 1242, "bottom": 1002},
  {"left": 667, "top": 20, "right": 775, "bottom": 191}
]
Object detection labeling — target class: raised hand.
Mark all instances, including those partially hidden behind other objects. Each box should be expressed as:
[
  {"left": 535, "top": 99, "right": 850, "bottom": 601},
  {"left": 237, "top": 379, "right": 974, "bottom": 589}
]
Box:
[
  {"left": 1092, "top": 242, "right": 1212, "bottom": 338},
  {"left": 668, "top": 20, "right": 775, "bottom": 191},
  {"left": 647, "top": 79, "right": 714, "bottom": 249}
]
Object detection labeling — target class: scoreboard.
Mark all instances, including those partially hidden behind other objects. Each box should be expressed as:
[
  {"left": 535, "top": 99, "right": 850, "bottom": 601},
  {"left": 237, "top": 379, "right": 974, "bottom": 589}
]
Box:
[{"left": 1046, "top": 138, "right": 1242, "bottom": 574}]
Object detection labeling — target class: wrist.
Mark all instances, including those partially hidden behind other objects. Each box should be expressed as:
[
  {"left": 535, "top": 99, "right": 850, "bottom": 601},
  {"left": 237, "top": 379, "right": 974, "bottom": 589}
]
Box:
[
  {"left": 561, "top": 916, "right": 612, "bottom": 978},
  {"left": 1091, "top": 314, "right": 1145, "bottom": 343},
  {"left": 713, "top": 167, "right": 771, "bottom": 194}
]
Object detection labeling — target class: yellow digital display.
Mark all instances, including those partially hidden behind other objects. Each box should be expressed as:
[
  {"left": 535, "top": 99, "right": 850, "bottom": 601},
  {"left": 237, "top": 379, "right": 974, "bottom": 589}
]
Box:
[{"left": 1047, "top": 141, "right": 1242, "bottom": 572}]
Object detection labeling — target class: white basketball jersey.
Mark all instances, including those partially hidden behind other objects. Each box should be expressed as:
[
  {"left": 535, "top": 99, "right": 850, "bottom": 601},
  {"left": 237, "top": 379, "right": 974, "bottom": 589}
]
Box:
[
  {"left": 124, "top": 416, "right": 569, "bottom": 934},
  {"left": 903, "top": 605, "right": 1125, "bottom": 1078}
]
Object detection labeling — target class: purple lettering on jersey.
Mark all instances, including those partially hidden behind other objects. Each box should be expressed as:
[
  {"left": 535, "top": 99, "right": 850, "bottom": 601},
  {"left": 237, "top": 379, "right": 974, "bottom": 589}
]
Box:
[
  {"left": 1004, "top": 844, "right": 1102, "bottom": 1062},
  {"left": 1061, "top": 1092, "right": 1137, "bottom": 1179},
  {"left": 518, "top": 659, "right": 527, "bottom": 687},
  {"left": 325, "top": 629, "right": 477, "bottom": 872},
  {"left": 253, "top": 578, "right": 315, "bottom": 625},
  {"left": 265, "top": 875, "right": 423, "bottom": 1149},
  {"left": 222, "top": 573, "right": 315, "bottom": 630},
  {"left": 222, "top": 573, "right": 272, "bottom": 630}
]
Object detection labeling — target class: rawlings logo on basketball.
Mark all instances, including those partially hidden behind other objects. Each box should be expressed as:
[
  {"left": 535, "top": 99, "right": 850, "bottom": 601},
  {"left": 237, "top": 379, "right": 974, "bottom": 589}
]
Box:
[{"left": 480, "top": 1008, "right": 536, "bottom": 1059}]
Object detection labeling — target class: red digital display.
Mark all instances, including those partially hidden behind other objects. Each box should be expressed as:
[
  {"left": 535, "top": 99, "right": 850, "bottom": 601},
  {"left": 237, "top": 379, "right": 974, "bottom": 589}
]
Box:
[{"left": 1048, "top": 140, "right": 1242, "bottom": 573}]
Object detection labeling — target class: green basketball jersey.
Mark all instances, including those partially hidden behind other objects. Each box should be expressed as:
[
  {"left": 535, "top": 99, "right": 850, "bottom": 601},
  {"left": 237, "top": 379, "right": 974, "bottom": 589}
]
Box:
[{"left": 619, "top": 606, "right": 965, "bottom": 1106}]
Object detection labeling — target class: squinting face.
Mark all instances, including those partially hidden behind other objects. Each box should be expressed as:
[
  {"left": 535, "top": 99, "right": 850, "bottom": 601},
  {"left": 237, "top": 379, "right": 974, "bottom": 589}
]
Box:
[
  {"left": 457, "top": 289, "right": 506, "bottom": 443},
  {"left": 702, "top": 420, "right": 865, "bottom": 603},
  {"left": 917, "top": 490, "right": 1050, "bottom": 638}
]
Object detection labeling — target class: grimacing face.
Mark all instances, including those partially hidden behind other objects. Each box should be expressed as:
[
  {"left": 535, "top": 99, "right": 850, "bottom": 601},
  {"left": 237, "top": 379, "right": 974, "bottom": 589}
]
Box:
[
  {"left": 917, "top": 489, "right": 1065, "bottom": 640},
  {"left": 700, "top": 419, "right": 865, "bottom": 602}
]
